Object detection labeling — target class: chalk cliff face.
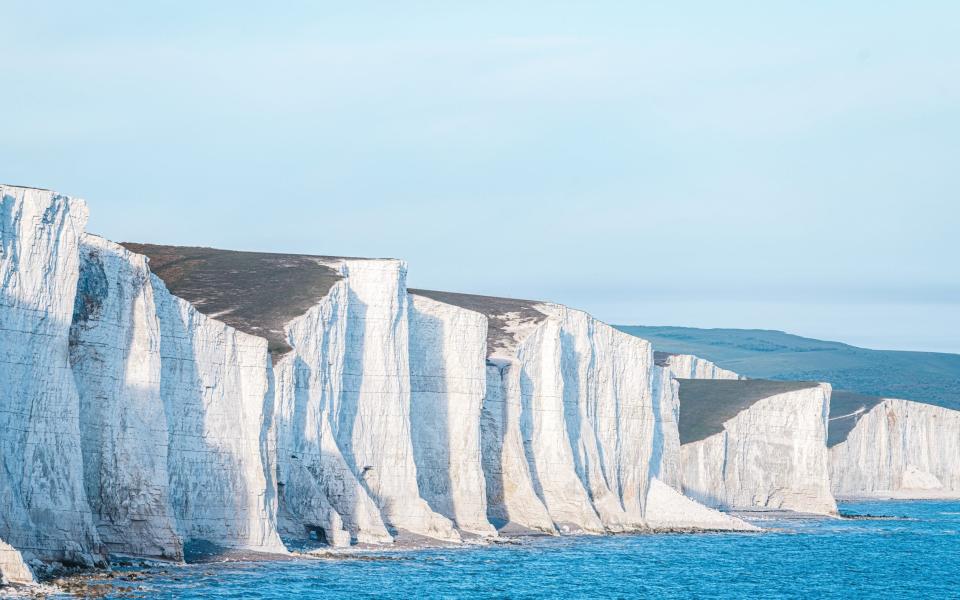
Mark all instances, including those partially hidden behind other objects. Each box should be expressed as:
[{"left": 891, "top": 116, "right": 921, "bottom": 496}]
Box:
[
  {"left": 136, "top": 252, "right": 460, "bottom": 546},
  {"left": 410, "top": 291, "right": 752, "bottom": 534},
  {"left": 272, "top": 277, "right": 391, "bottom": 547},
  {"left": 829, "top": 395, "right": 960, "bottom": 499},
  {"left": 71, "top": 234, "right": 287, "bottom": 555},
  {"left": 678, "top": 380, "right": 837, "bottom": 515},
  {"left": 408, "top": 294, "right": 495, "bottom": 537},
  {"left": 650, "top": 352, "right": 740, "bottom": 492},
  {"left": 655, "top": 352, "right": 742, "bottom": 381},
  {"left": 70, "top": 236, "right": 181, "bottom": 560},
  {"left": 153, "top": 276, "right": 286, "bottom": 553},
  {"left": 2, "top": 185, "right": 781, "bottom": 577},
  {"left": 0, "top": 186, "right": 105, "bottom": 568},
  {"left": 547, "top": 304, "right": 651, "bottom": 532},
  {"left": 0, "top": 539, "right": 33, "bottom": 586},
  {"left": 328, "top": 260, "right": 459, "bottom": 543}
]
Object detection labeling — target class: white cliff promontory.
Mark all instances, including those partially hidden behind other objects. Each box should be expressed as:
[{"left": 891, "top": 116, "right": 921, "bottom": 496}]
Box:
[
  {"left": 678, "top": 379, "right": 837, "bottom": 515},
  {"left": 126, "top": 248, "right": 459, "bottom": 546},
  {"left": 408, "top": 294, "right": 496, "bottom": 537},
  {"left": 410, "top": 291, "right": 559, "bottom": 535},
  {"left": 410, "top": 290, "right": 752, "bottom": 534},
  {"left": 70, "top": 235, "right": 181, "bottom": 560},
  {"left": 516, "top": 316, "right": 606, "bottom": 533},
  {"left": 330, "top": 261, "right": 459, "bottom": 543},
  {"left": 829, "top": 393, "right": 960, "bottom": 499},
  {"left": 0, "top": 186, "right": 105, "bottom": 567},
  {"left": 154, "top": 279, "right": 286, "bottom": 554},
  {"left": 546, "top": 304, "right": 653, "bottom": 532},
  {"left": 273, "top": 278, "right": 391, "bottom": 547}
]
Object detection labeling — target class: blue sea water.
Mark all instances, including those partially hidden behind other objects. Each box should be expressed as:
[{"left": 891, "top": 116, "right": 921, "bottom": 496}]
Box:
[{"left": 80, "top": 501, "right": 960, "bottom": 599}]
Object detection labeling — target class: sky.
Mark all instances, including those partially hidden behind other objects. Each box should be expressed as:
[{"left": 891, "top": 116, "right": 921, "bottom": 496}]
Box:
[{"left": 1, "top": 2, "right": 958, "bottom": 353}]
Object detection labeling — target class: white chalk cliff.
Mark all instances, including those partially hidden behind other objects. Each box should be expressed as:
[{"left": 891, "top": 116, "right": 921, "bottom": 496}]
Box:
[
  {"left": 0, "top": 187, "right": 105, "bottom": 571},
  {"left": 408, "top": 294, "right": 496, "bottom": 538},
  {"left": 649, "top": 352, "right": 740, "bottom": 491},
  {"left": 29, "top": 183, "right": 960, "bottom": 581},
  {"left": 70, "top": 236, "right": 182, "bottom": 560},
  {"left": 829, "top": 393, "right": 960, "bottom": 499},
  {"left": 655, "top": 352, "right": 742, "bottom": 381},
  {"left": 410, "top": 290, "right": 752, "bottom": 534},
  {"left": 272, "top": 272, "right": 391, "bottom": 547},
  {"left": 677, "top": 379, "right": 838, "bottom": 515},
  {"left": 21, "top": 182, "right": 960, "bottom": 581}
]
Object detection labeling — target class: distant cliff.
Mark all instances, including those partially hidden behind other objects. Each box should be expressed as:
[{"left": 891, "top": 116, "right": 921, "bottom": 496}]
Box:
[
  {"left": 829, "top": 393, "right": 960, "bottom": 499},
  {"left": 677, "top": 379, "right": 837, "bottom": 515},
  {"left": 614, "top": 325, "right": 960, "bottom": 408},
  {"left": 618, "top": 327, "right": 960, "bottom": 502}
]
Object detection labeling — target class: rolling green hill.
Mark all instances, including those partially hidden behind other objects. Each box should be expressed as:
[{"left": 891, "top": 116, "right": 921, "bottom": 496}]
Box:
[{"left": 614, "top": 326, "right": 960, "bottom": 411}]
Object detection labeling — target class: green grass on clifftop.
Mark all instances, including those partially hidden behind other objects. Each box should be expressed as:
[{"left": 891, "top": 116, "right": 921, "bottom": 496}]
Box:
[{"left": 615, "top": 326, "right": 960, "bottom": 411}]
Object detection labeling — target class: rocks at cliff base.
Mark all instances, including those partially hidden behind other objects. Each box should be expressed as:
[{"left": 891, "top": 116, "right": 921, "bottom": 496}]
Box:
[{"left": 643, "top": 479, "right": 757, "bottom": 531}]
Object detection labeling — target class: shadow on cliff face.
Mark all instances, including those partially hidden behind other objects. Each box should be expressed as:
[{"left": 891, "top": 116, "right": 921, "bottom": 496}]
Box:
[
  {"left": 559, "top": 330, "right": 588, "bottom": 496},
  {"left": 70, "top": 246, "right": 183, "bottom": 561},
  {"left": 480, "top": 363, "right": 509, "bottom": 530},
  {"left": 519, "top": 365, "right": 547, "bottom": 506},
  {"left": 157, "top": 290, "right": 258, "bottom": 555},
  {"left": 648, "top": 369, "right": 671, "bottom": 484},
  {"left": 277, "top": 354, "right": 351, "bottom": 546},
  {"left": 0, "top": 192, "right": 106, "bottom": 567},
  {"left": 261, "top": 364, "right": 281, "bottom": 546},
  {"left": 408, "top": 309, "right": 454, "bottom": 523},
  {"left": 334, "top": 289, "right": 393, "bottom": 536},
  {"left": 278, "top": 355, "right": 317, "bottom": 540}
]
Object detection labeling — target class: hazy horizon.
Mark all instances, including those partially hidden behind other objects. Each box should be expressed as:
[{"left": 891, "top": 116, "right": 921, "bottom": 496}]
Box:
[{"left": 2, "top": 2, "right": 957, "bottom": 353}]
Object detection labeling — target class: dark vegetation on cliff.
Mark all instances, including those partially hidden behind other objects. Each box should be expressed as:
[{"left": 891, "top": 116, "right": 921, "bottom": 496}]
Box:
[
  {"left": 409, "top": 289, "right": 546, "bottom": 358},
  {"left": 677, "top": 379, "right": 821, "bottom": 444},
  {"left": 122, "top": 243, "right": 343, "bottom": 355}
]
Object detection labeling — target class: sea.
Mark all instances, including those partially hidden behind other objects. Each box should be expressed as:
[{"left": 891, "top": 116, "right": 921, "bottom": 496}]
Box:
[{"left": 49, "top": 500, "right": 960, "bottom": 599}]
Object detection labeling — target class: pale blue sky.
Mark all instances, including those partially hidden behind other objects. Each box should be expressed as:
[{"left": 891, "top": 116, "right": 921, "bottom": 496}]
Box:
[{"left": 2, "top": 2, "right": 957, "bottom": 352}]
